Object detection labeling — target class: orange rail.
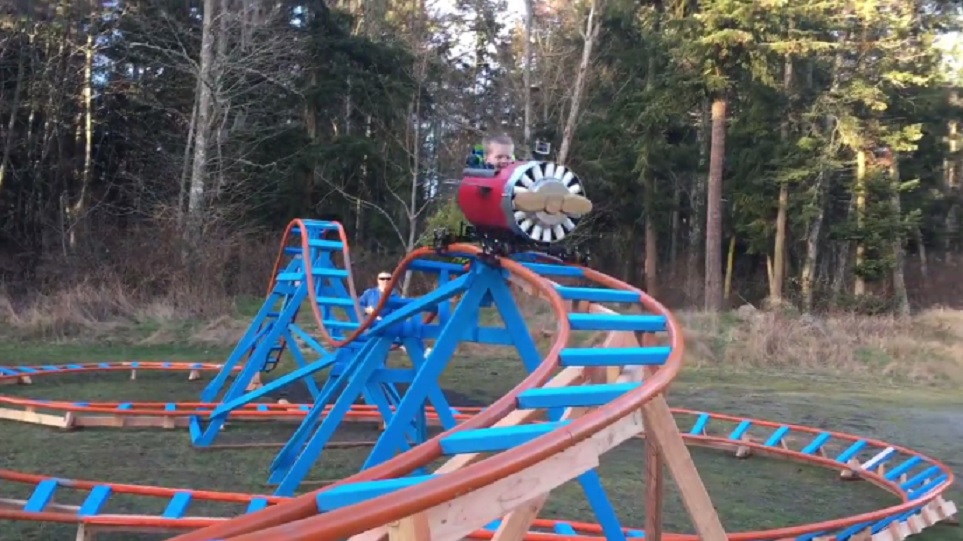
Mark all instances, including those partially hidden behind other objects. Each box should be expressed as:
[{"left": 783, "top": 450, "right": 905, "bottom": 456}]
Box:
[{"left": 0, "top": 238, "right": 955, "bottom": 540}]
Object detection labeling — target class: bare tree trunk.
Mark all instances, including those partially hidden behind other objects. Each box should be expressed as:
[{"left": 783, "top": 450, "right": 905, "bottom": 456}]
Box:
[
  {"left": 67, "top": 31, "right": 96, "bottom": 251},
  {"left": 178, "top": 78, "right": 201, "bottom": 226},
  {"left": 557, "top": 0, "right": 602, "bottom": 164},
  {"left": 800, "top": 170, "right": 825, "bottom": 312},
  {"left": 704, "top": 96, "right": 727, "bottom": 311},
  {"left": 890, "top": 154, "right": 910, "bottom": 315},
  {"left": 946, "top": 110, "right": 960, "bottom": 260},
  {"left": 854, "top": 149, "right": 867, "bottom": 296},
  {"left": 0, "top": 39, "right": 25, "bottom": 197},
  {"left": 522, "top": 0, "right": 534, "bottom": 149},
  {"left": 214, "top": 0, "right": 231, "bottom": 197},
  {"left": 187, "top": 0, "right": 218, "bottom": 240},
  {"left": 403, "top": 104, "right": 421, "bottom": 296},
  {"left": 770, "top": 52, "right": 793, "bottom": 306},
  {"left": 686, "top": 98, "right": 710, "bottom": 304},
  {"left": 915, "top": 225, "right": 928, "bottom": 279},
  {"left": 669, "top": 182, "right": 680, "bottom": 267},
  {"left": 643, "top": 1, "right": 662, "bottom": 297},
  {"left": 831, "top": 195, "right": 855, "bottom": 297}
]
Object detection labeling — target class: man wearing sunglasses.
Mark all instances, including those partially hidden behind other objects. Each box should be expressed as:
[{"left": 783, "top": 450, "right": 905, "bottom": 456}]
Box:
[{"left": 359, "top": 272, "right": 399, "bottom": 318}]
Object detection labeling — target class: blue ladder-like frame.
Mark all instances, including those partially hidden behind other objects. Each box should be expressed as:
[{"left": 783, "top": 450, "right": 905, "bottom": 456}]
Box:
[
  {"left": 266, "top": 259, "right": 554, "bottom": 496},
  {"left": 190, "top": 221, "right": 361, "bottom": 446}
]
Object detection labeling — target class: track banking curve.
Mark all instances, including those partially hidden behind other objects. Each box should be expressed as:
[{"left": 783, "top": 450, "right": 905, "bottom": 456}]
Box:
[{"left": 0, "top": 220, "right": 955, "bottom": 541}]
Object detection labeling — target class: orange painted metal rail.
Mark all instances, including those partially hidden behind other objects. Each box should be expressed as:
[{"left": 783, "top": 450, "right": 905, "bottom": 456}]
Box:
[
  {"left": 0, "top": 232, "right": 956, "bottom": 540},
  {"left": 0, "top": 361, "right": 956, "bottom": 539}
]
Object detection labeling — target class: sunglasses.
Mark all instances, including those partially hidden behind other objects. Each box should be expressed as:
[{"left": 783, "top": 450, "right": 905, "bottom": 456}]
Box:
[{"left": 378, "top": 276, "right": 390, "bottom": 281}]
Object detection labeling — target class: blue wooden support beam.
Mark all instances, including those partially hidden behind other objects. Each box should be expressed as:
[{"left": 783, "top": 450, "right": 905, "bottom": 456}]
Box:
[
  {"left": 440, "top": 422, "right": 567, "bottom": 455},
  {"left": 516, "top": 383, "right": 641, "bottom": 409},
  {"left": 559, "top": 346, "right": 671, "bottom": 367},
  {"left": 554, "top": 285, "right": 640, "bottom": 304},
  {"left": 568, "top": 313, "right": 666, "bottom": 332},
  {"left": 315, "top": 475, "right": 436, "bottom": 512},
  {"left": 78, "top": 485, "right": 112, "bottom": 517}
]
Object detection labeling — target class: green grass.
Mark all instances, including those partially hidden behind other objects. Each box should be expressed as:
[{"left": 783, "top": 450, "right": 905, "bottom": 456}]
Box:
[{"left": 0, "top": 344, "right": 959, "bottom": 541}]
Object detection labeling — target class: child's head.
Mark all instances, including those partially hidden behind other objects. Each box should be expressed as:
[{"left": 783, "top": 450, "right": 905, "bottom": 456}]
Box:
[{"left": 483, "top": 134, "right": 515, "bottom": 170}]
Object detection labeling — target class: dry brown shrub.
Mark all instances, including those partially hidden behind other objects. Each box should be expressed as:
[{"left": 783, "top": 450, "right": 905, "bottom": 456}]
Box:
[{"left": 679, "top": 307, "right": 963, "bottom": 385}]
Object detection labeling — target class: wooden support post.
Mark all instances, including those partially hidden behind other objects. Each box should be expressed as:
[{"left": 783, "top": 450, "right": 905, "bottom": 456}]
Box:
[
  {"left": 491, "top": 495, "right": 549, "bottom": 541},
  {"left": 386, "top": 514, "right": 430, "bottom": 540},
  {"left": 642, "top": 332, "right": 664, "bottom": 541},
  {"left": 75, "top": 524, "right": 95, "bottom": 541},
  {"left": 641, "top": 394, "right": 727, "bottom": 541}
]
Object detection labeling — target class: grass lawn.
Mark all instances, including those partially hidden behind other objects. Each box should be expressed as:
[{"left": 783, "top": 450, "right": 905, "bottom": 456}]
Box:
[{"left": 0, "top": 340, "right": 959, "bottom": 541}]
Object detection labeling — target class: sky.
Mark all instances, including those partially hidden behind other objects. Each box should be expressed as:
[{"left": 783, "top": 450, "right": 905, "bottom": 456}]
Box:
[{"left": 431, "top": 0, "right": 962, "bottom": 80}]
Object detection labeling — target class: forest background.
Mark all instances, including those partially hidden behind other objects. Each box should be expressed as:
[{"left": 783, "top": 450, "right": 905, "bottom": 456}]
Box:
[{"left": 2, "top": 0, "right": 963, "bottom": 385}]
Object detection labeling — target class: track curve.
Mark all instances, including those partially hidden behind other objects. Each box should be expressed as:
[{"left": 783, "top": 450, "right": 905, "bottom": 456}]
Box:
[{"left": 0, "top": 222, "right": 956, "bottom": 541}]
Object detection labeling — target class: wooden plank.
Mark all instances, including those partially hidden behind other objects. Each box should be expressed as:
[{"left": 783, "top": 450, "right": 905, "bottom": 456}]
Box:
[{"left": 641, "top": 394, "right": 727, "bottom": 541}]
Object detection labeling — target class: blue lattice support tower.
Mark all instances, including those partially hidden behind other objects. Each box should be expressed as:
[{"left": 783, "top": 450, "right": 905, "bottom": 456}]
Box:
[
  {"left": 189, "top": 220, "right": 364, "bottom": 447},
  {"left": 266, "top": 252, "right": 572, "bottom": 496}
]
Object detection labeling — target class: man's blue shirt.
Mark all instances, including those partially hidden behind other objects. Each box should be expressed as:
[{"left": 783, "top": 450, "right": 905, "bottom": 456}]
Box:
[{"left": 359, "top": 287, "right": 401, "bottom": 316}]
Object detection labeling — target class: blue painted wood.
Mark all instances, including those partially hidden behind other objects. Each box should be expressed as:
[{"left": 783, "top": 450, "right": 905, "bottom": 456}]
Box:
[
  {"left": 521, "top": 262, "right": 583, "bottom": 276},
  {"left": 210, "top": 353, "right": 338, "bottom": 419},
  {"left": 314, "top": 296, "right": 356, "bottom": 307},
  {"left": 577, "top": 469, "right": 626, "bottom": 541},
  {"left": 690, "top": 413, "right": 710, "bottom": 435},
  {"left": 78, "top": 485, "right": 112, "bottom": 517},
  {"left": 554, "top": 285, "right": 640, "bottom": 303},
  {"left": 553, "top": 523, "right": 578, "bottom": 534},
  {"left": 162, "top": 491, "right": 193, "bottom": 519},
  {"left": 627, "top": 530, "right": 645, "bottom": 538},
  {"left": 908, "top": 473, "right": 948, "bottom": 499},
  {"left": 835, "top": 440, "right": 867, "bottom": 463},
  {"left": 23, "top": 479, "right": 58, "bottom": 513},
  {"left": 322, "top": 319, "right": 359, "bottom": 330},
  {"left": 276, "top": 272, "right": 306, "bottom": 282},
  {"left": 361, "top": 273, "right": 488, "bottom": 470},
  {"left": 193, "top": 253, "right": 313, "bottom": 445},
  {"left": 834, "top": 520, "right": 874, "bottom": 540},
  {"left": 567, "top": 313, "right": 666, "bottom": 332},
  {"left": 559, "top": 346, "right": 670, "bottom": 366},
  {"left": 307, "top": 239, "right": 344, "bottom": 250},
  {"left": 516, "top": 382, "right": 641, "bottom": 409},
  {"left": 118, "top": 403, "right": 132, "bottom": 410},
  {"left": 269, "top": 341, "right": 384, "bottom": 494},
  {"left": 800, "top": 432, "right": 831, "bottom": 454},
  {"left": 763, "top": 425, "right": 790, "bottom": 446},
  {"left": 440, "top": 422, "right": 567, "bottom": 454},
  {"left": 884, "top": 456, "right": 922, "bottom": 481},
  {"left": 484, "top": 519, "right": 502, "bottom": 531},
  {"left": 900, "top": 465, "right": 941, "bottom": 491},
  {"left": 409, "top": 259, "right": 467, "bottom": 274},
  {"left": 315, "top": 475, "right": 435, "bottom": 511},
  {"left": 401, "top": 338, "right": 457, "bottom": 431},
  {"left": 310, "top": 267, "right": 350, "bottom": 279},
  {"left": 728, "top": 419, "right": 752, "bottom": 440},
  {"left": 245, "top": 497, "right": 270, "bottom": 513}
]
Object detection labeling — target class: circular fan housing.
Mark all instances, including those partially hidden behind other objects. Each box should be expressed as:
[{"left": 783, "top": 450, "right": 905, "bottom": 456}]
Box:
[{"left": 457, "top": 161, "right": 588, "bottom": 245}]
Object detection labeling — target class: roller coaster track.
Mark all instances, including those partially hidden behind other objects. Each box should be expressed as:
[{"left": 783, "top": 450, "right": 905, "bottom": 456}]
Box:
[{"left": 0, "top": 219, "right": 956, "bottom": 541}]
